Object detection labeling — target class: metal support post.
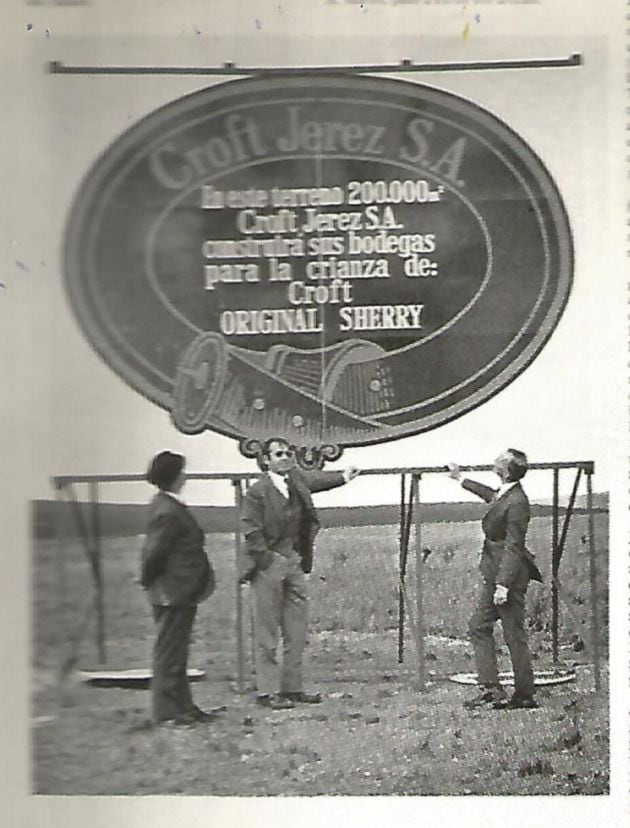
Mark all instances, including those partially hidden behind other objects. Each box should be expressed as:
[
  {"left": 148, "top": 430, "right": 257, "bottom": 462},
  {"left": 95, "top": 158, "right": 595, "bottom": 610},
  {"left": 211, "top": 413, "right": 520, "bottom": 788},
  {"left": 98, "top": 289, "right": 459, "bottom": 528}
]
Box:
[
  {"left": 233, "top": 480, "right": 246, "bottom": 694},
  {"left": 66, "top": 483, "right": 104, "bottom": 663},
  {"left": 398, "top": 476, "right": 414, "bottom": 664},
  {"left": 413, "top": 474, "right": 426, "bottom": 690},
  {"left": 551, "top": 468, "right": 559, "bottom": 662},
  {"left": 585, "top": 469, "right": 601, "bottom": 691},
  {"left": 53, "top": 482, "right": 67, "bottom": 640},
  {"left": 398, "top": 473, "right": 407, "bottom": 664},
  {"left": 88, "top": 480, "right": 106, "bottom": 663},
  {"left": 552, "top": 467, "right": 584, "bottom": 662}
]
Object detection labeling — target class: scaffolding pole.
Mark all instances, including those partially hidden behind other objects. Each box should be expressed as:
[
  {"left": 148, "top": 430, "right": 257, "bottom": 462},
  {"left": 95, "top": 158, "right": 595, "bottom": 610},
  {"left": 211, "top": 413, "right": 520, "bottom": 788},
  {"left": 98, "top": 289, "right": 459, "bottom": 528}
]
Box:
[
  {"left": 586, "top": 468, "right": 601, "bottom": 691},
  {"left": 49, "top": 460, "right": 601, "bottom": 692},
  {"left": 233, "top": 479, "right": 246, "bottom": 694},
  {"left": 413, "top": 474, "right": 426, "bottom": 690}
]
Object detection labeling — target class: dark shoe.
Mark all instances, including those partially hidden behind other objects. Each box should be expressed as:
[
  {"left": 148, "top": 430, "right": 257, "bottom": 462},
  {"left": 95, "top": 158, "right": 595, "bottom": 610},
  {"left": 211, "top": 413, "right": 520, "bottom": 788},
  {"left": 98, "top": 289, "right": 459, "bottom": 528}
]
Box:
[
  {"left": 464, "top": 686, "right": 507, "bottom": 710},
  {"left": 256, "top": 694, "right": 295, "bottom": 710},
  {"left": 171, "top": 714, "right": 200, "bottom": 727},
  {"left": 280, "top": 691, "right": 322, "bottom": 704},
  {"left": 154, "top": 713, "right": 197, "bottom": 727},
  {"left": 127, "top": 718, "right": 155, "bottom": 733},
  {"left": 190, "top": 706, "right": 223, "bottom": 723},
  {"left": 493, "top": 695, "right": 539, "bottom": 710}
]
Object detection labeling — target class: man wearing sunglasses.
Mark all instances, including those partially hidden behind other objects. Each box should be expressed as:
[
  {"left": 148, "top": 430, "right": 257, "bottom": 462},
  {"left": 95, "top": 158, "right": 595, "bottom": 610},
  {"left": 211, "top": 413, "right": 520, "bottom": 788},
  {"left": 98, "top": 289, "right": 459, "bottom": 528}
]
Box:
[{"left": 241, "top": 437, "right": 360, "bottom": 710}]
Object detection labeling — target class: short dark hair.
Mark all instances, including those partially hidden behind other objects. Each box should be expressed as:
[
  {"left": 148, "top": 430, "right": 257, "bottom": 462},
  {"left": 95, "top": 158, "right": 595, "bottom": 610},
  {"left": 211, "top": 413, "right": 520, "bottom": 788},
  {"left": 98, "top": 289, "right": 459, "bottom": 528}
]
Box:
[
  {"left": 262, "top": 436, "right": 290, "bottom": 457},
  {"left": 505, "top": 448, "right": 528, "bottom": 482},
  {"left": 146, "top": 451, "right": 185, "bottom": 491},
  {"left": 259, "top": 437, "right": 291, "bottom": 470}
]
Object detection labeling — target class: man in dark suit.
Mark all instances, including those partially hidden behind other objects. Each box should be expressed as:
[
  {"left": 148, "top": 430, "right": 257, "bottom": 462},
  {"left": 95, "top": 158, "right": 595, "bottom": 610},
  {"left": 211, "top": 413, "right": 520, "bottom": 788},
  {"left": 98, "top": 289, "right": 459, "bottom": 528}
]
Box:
[
  {"left": 241, "top": 437, "right": 360, "bottom": 710},
  {"left": 448, "top": 449, "right": 543, "bottom": 711},
  {"left": 141, "top": 451, "right": 217, "bottom": 726}
]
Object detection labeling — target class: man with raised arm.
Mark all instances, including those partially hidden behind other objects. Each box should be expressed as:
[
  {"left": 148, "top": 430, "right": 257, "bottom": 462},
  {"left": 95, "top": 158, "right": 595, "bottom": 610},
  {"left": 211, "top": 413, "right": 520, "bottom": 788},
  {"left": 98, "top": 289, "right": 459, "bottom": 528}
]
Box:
[
  {"left": 448, "top": 449, "right": 542, "bottom": 711},
  {"left": 241, "top": 437, "right": 360, "bottom": 710}
]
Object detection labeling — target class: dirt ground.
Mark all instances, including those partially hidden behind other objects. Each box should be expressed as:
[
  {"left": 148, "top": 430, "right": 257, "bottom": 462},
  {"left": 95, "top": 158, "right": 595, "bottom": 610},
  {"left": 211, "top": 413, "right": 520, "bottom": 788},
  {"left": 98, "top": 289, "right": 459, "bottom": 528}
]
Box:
[{"left": 31, "top": 521, "right": 609, "bottom": 796}]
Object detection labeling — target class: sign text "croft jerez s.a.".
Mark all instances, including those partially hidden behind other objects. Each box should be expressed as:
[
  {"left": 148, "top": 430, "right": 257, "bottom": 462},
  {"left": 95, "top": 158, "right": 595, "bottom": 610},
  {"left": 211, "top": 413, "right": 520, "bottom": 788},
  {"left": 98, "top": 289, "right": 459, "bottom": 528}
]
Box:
[{"left": 64, "top": 75, "right": 572, "bottom": 464}]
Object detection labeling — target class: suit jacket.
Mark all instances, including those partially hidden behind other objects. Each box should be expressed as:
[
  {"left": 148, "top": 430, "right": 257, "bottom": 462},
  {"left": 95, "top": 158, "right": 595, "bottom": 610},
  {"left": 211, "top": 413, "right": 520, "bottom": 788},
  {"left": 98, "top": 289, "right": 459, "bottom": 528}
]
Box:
[
  {"left": 462, "top": 479, "right": 543, "bottom": 588},
  {"left": 240, "top": 468, "right": 346, "bottom": 579},
  {"left": 140, "top": 491, "right": 214, "bottom": 606}
]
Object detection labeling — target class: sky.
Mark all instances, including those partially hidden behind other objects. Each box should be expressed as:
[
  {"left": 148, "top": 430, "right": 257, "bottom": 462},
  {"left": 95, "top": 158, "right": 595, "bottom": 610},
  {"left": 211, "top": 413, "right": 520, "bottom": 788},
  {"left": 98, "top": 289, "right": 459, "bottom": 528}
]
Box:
[{"left": 1, "top": 1, "right": 628, "bottom": 826}]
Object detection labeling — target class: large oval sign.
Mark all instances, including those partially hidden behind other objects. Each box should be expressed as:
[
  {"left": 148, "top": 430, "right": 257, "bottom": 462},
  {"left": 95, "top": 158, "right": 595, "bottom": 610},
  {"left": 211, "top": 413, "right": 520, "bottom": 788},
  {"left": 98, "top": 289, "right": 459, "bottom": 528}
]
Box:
[{"left": 64, "top": 74, "right": 572, "bottom": 464}]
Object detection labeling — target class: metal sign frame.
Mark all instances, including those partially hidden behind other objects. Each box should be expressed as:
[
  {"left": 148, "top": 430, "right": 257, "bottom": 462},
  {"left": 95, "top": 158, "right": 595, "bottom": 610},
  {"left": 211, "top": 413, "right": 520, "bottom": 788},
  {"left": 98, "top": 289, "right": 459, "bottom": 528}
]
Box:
[{"left": 49, "top": 459, "right": 602, "bottom": 693}]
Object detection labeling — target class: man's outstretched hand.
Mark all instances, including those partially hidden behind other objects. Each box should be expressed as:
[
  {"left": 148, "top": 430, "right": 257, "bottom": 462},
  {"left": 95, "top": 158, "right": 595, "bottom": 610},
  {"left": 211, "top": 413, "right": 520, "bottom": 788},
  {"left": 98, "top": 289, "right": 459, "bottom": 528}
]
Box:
[{"left": 447, "top": 462, "right": 462, "bottom": 481}]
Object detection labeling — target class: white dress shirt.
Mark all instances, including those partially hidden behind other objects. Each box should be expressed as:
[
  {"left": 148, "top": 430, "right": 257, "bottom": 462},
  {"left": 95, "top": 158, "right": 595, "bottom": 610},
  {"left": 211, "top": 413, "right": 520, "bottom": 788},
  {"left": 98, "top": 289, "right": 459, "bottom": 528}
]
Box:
[
  {"left": 164, "top": 491, "right": 186, "bottom": 506},
  {"left": 495, "top": 480, "right": 518, "bottom": 500},
  {"left": 268, "top": 470, "right": 290, "bottom": 499}
]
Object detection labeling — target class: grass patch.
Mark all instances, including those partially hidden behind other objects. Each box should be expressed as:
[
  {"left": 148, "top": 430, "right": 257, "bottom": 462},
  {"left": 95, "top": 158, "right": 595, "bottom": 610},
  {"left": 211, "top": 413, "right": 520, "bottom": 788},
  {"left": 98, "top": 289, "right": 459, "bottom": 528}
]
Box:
[{"left": 32, "top": 515, "right": 608, "bottom": 795}]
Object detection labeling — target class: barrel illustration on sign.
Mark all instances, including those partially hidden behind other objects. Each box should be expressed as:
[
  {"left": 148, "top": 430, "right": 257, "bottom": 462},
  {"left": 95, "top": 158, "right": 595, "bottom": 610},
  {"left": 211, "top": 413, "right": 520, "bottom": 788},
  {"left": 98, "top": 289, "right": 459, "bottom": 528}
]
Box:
[{"left": 64, "top": 74, "right": 572, "bottom": 466}]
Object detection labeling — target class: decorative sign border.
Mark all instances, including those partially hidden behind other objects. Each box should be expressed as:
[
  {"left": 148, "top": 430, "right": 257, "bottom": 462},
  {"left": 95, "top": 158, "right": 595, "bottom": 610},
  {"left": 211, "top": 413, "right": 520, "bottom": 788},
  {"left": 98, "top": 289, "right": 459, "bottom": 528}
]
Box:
[{"left": 64, "top": 74, "right": 573, "bottom": 462}]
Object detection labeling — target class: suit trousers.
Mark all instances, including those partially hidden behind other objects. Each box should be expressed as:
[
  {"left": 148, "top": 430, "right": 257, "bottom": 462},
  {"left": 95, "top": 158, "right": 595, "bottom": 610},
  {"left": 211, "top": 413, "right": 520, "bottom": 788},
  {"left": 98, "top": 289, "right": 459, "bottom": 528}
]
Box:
[
  {"left": 468, "top": 577, "right": 535, "bottom": 698},
  {"left": 252, "top": 552, "right": 308, "bottom": 696},
  {"left": 151, "top": 604, "right": 197, "bottom": 721}
]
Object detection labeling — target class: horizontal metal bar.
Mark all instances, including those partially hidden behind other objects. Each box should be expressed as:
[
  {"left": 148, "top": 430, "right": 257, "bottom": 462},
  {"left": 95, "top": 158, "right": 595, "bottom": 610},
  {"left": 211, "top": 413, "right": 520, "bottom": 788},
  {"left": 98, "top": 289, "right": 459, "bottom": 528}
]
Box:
[
  {"left": 51, "top": 460, "right": 595, "bottom": 487},
  {"left": 47, "top": 54, "right": 582, "bottom": 78},
  {"left": 53, "top": 472, "right": 258, "bottom": 485},
  {"left": 355, "top": 461, "right": 595, "bottom": 476}
]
